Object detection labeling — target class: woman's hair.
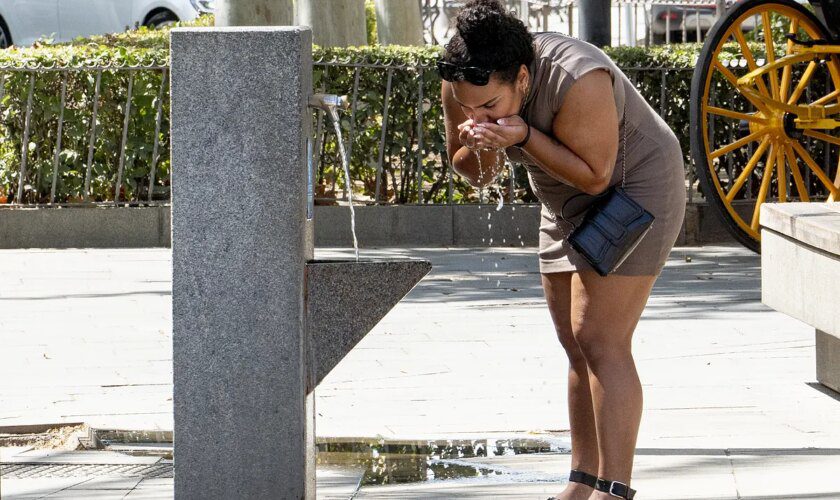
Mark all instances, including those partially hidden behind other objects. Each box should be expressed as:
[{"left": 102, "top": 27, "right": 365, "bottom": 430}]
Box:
[{"left": 443, "top": 0, "right": 535, "bottom": 84}]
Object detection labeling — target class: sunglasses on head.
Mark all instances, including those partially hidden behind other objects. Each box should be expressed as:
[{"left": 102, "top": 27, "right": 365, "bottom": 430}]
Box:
[{"left": 436, "top": 60, "right": 494, "bottom": 86}]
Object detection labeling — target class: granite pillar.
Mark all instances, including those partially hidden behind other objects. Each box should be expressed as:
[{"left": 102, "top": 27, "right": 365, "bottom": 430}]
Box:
[{"left": 171, "top": 27, "right": 314, "bottom": 499}]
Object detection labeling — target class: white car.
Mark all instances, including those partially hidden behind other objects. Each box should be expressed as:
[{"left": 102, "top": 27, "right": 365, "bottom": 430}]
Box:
[{"left": 0, "top": 0, "right": 215, "bottom": 48}]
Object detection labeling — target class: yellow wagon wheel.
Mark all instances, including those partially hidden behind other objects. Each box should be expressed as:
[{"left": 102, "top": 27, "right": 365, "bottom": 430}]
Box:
[{"left": 690, "top": 0, "right": 840, "bottom": 252}]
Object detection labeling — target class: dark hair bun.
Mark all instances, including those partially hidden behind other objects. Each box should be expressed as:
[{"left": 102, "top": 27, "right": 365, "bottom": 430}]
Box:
[
  {"left": 456, "top": 0, "right": 509, "bottom": 46},
  {"left": 444, "top": 0, "right": 535, "bottom": 84}
]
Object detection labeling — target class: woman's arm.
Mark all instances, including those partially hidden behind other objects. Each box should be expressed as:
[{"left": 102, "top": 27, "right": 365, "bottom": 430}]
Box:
[
  {"left": 441, "top": 80, "right": 508, "bottom": 188},
  {"left": 475, "top": 69, "right": 619, "bottom": 196}
]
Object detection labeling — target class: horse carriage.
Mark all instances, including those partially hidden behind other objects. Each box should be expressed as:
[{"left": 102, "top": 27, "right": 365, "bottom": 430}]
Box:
[{"left": 689, "top": 0, "right": 840, "bottom": 251}]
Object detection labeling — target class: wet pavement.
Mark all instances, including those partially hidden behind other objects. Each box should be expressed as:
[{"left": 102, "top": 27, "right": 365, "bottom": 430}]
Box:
[{"left": 1, "top": 244, "right": 839, "bottom": 498}]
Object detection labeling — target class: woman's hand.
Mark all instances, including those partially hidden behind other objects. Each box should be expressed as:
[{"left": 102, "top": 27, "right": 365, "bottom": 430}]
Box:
[
  {"left": 469, "top": 115, "right": 529, "bottom": 150},
  {"left": 457, "top": 118, "right": 479, "bottom": 150}
]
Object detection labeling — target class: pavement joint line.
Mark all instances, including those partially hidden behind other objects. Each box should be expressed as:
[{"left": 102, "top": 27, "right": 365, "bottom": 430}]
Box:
[{"left": 724, "top": 448, "right": 742, "bottom": 500}]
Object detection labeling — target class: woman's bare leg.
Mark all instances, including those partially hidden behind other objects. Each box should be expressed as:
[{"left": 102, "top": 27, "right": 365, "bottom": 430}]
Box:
[
  {"left": 542, "top": 271, "right": 599, "bottom": 500},
  {"left": 567, "top": 270, "right": 656, "bottom": 499}
]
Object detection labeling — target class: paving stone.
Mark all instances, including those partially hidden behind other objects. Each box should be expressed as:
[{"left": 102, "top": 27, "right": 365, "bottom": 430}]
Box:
[{"left": 2, "top": 245, "right": 839, "bottom": 499}]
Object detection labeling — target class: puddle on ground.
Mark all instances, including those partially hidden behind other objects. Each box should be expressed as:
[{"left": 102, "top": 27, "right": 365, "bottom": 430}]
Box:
[
  {"left": 3, "top": 429, "right": 571, "bottom": 485},
  {"left": 317, "top": 435, "right": 571, "bottom": 485}
]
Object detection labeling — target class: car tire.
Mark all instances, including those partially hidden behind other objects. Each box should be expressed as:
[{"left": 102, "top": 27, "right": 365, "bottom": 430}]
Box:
[
  {"left": 0, "top": 17, "right": 12, "bottom": 48},
  {"left": 145, "top": 10, "right": 178, "bottom": 29}
]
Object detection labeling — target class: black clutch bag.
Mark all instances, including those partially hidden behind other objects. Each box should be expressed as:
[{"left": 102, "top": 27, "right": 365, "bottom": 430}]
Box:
[
  {"left": 559, "top": 186, "right": 654, "bottom": 276},
  {"left": 526, "top": 101, "right": 655, "bottom": 276}
]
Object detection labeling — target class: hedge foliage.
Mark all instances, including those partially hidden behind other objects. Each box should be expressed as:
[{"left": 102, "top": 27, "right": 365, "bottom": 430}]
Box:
[{"left": 0, "top": 16, "right": 732, "bottom": 205}]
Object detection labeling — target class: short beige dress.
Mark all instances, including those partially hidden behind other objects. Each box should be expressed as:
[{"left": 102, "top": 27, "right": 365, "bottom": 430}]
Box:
[{"left": 505, "top": 32, "right": 686, "bottom": 277}]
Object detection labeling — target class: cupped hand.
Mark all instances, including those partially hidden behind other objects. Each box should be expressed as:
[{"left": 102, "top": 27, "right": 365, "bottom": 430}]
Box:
[
  {"left": 469, "top": 115, "right": 529, "bottom": 150},
  {"left": 457, "top": 118, "right": 478, "bottom": 150}
]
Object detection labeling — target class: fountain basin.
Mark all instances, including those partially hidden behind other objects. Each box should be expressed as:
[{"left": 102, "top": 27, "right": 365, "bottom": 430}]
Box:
[{"left": 305, "top": 258, "right": 432, "bottom": 390}]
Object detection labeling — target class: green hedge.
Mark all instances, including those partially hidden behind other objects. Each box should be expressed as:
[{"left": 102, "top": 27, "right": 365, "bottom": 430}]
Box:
[
  {"left": 1, "top": 17, "right": 721, "bottom": 205},
  {"left": 0, "top": 20, "right": 179, "bottom": 204}
]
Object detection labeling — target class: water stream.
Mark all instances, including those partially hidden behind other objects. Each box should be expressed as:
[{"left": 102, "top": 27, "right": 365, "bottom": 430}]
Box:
[
  {"left": 326, "top": 108, "right": 360, "bottom": 261},
  {"left": 474, "top": 148, "right": 510, "bottom": 212}
]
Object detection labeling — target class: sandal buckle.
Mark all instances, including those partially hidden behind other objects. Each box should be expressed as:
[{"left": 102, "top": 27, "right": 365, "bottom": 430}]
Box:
[{"left": 609, "top": 480, "right": 629, "bottom": 498}]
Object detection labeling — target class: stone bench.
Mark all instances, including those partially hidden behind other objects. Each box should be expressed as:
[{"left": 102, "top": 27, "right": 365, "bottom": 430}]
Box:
[{"left": 760, "top": 202, "right": 840, "bottom": 393}]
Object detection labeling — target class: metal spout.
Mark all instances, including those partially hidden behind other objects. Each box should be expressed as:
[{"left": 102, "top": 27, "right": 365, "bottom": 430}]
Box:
[{"left": 308, "top": 93, "right": 349, "bottom": 113}]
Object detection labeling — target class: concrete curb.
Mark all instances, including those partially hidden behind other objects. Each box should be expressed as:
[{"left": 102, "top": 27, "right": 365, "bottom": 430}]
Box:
[{"left": 0, "top": 202, "right": 735, "bottom": 249}]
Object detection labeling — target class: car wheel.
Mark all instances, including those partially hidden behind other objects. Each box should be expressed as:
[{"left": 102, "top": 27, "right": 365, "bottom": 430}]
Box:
[
  {"left": 0, "top": 18, "right": 12, "bottom": 48},
  {"left": 145, "top": 10, "right": 178, "bottom": 29}
]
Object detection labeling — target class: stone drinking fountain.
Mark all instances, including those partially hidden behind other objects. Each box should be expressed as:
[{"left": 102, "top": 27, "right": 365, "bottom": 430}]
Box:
[{"left": 170, "top": 27, "right": 431, "bottom": 499}]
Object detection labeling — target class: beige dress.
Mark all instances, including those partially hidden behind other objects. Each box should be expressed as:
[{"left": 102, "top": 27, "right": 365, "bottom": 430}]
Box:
[{"left": 505, "top": 32, "right": 686, "bottom": 277}]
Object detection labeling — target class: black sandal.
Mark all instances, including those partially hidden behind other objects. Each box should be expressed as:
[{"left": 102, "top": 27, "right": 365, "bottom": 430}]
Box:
[
  {"left": 545, "top": 469, "right": 598, "bottom": 499},
  {"left": 594, "top": 477, "right": 637, "bottom": 499}
]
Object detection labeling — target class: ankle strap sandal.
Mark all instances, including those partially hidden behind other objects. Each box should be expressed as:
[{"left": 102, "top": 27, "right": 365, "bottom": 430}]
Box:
[
  {"left": 595, "top": 478, "right": 636, "bottom": 499},
  {"left": 569, "top": 469, "right": 598, "bottom": 487},
  {"left": 545, "top": 469, "right": 598, "bottom": 500}
]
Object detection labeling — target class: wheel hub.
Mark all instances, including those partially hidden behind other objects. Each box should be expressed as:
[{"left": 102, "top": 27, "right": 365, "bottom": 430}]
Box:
[
  {"left": 748, "top": 110, "right": 794, "bottom": 141},
  {"left": 783, "top": 112, "right": 803, "bottom": 140}
]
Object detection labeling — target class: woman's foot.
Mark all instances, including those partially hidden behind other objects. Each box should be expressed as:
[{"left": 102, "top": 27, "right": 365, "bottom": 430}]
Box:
[
  {"left": 587, "top": 479, "right": 636, "bottom": 500},
  {"left": 548, "top": 481, "right": 595, "bottom": 500}
]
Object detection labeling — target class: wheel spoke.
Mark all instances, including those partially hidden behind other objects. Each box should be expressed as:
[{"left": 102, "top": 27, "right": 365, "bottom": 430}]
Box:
[
  {"left": 726, "top": 136, "right": 771, "bottom": 202},
  {"left": 715, "top": 59, "right": 740, "bottom": 86},
  {"left": 790, "top": 140, "right": 840, "bottom": 197},
  {"left": 777, "top": 143, "right": 787, "bottom": 203},
  {"left": 785, "top": 144, "right": 810, "bottom": 201},
  {"left": 751, "top": 144, "right": 777, "bottom": 231},
  {"left": 714, "top": 60, "right": 768, "bottom": 112},
  {"left": 785, "top": 18, "right": 798, "bottom": 55},
  {"left": 831, "top": 155, "right": 840, "bottom": 202},
  {"left": 705, "top": 105, "right": 766, "bottom": 123},
  {"left": 781, "top": 17, "right": 798, "bottom": 101},
  {"left": 761, "top": 12, "right": 780, "bottom": 99},
  {"left": 710, "top": 130, "right": 766, "bottom": 159},
  {"left": 803, "top": 130, "right": 840, "bottom": 146},
  {"left": 812, "top": 89, "right": 840, "bottom": 106},
  {"left": 787, "top": 60, "right": 817, "bottom": 105},
  {"left": 713, "top": 60, "right": 770, "bottom": 113},
  {"left": 826, "top": 56, "right": 840, "bottom": 108},
  {"left": 733, "top": 27, "right": 772, "bottom": 98}
]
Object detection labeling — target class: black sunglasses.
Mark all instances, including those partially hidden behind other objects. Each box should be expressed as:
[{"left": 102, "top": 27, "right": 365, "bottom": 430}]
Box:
[{"left": 436, "top": 60, "right": 493, "bottom": 86}]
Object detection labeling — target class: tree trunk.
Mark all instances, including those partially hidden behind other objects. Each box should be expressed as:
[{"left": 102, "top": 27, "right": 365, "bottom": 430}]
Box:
[
  {"left": 297, "top": 0, "right": 367, "bottom": 47},
  {"left": 215, "top": 0, "right": 295, "bottom": 26},
  {"left": 579, "top": 0, "right": 611, "bottom": 47},
  {"left": 374, "top": 0, "right": 423, "bottom": 45}
]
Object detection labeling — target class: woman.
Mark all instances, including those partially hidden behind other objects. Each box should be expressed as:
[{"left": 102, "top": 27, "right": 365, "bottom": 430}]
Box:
[{"left": 439, "top": 1, "right": 686, "bottom": 499}]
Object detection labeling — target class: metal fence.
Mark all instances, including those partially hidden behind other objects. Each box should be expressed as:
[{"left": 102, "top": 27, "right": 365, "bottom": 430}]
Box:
[
  {"left": 0, "top": 63, "right": 170, "bottom": 207},
  {"left": 4, "top": 59, "right": 836, "bottom": 208},
  {"left": 1, "top": 61, "right": 704, "bottom": 208},
  {"left": 310, "top": 59, "right": 703, "bottom": 206}
]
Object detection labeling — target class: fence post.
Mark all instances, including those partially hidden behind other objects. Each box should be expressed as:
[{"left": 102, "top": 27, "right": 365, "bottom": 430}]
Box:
[
  {"left": 17, "top": 74, "right": 35, "bottom": 203},
  {"left": 375, "top": 68, "right": 394, "bottom": 204}
]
